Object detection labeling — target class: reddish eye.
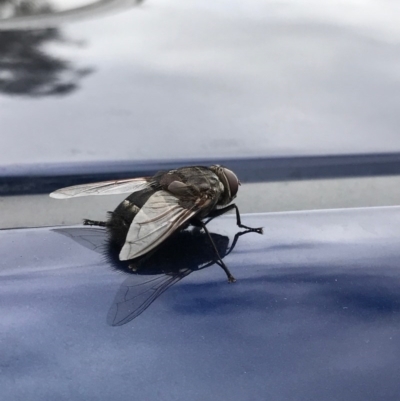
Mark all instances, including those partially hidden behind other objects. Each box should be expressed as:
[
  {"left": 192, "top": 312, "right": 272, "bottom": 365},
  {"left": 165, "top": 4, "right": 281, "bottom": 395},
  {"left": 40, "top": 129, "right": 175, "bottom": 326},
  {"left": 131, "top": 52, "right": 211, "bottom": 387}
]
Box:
[{"left": 223, "top": 168, "right": 239, "bottom": 197}]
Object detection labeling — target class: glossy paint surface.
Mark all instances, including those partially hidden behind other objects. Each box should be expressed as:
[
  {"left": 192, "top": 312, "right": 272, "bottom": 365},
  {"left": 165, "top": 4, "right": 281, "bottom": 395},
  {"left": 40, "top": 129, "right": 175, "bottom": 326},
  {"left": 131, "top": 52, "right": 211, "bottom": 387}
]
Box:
[
  {"left": 1, "top": 207, "right": 400, "bottom": 400},
  {"left": 1, "top": 0, "right": 400, "bottom": 166}
]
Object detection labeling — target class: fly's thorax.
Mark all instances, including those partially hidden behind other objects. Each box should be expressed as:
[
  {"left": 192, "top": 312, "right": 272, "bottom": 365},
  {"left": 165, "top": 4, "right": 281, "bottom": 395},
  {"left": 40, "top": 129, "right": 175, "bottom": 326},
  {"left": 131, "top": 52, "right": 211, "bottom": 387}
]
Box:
[{"left": 209, "top": 165, "right": 240, "bottom": 206}]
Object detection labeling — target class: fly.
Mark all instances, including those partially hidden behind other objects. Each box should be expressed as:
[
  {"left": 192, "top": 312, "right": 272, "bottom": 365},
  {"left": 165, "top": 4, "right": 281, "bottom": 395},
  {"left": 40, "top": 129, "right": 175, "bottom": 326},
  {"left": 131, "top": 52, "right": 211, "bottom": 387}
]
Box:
[{"left": 50, "top": 165, "right": 263, "bottom": 282}]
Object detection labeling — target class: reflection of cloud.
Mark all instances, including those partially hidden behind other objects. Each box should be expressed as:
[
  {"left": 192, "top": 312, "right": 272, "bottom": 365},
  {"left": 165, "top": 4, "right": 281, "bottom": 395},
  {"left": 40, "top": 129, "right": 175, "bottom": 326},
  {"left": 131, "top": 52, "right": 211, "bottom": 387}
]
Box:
[
  {"left": 182, "top": 0, "right": 400, "bottom": 41},
  {"left": 0, "top": 28, "right": 92, "bottom": 96}
]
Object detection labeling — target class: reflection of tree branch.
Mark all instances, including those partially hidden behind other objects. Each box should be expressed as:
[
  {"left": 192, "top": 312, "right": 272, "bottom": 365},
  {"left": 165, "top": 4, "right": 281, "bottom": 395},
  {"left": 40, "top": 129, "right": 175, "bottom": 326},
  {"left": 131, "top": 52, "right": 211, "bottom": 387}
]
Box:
[
  {"left": 0, "top": 20, "right": 93, "bottom": 96},
  {"left": 0, "top": 0, "right": 51, "bottom": 18}
]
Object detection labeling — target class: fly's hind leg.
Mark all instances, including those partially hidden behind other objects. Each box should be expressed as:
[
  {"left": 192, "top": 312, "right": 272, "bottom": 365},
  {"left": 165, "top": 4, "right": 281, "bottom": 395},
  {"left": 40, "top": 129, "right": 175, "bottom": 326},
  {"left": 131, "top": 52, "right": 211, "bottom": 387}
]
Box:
[
  {"left": 83, "top": 219, "right": 107, "bottom": 227},
  {"left": 206, "top": 204, "right": 263, "bottom": 234}
]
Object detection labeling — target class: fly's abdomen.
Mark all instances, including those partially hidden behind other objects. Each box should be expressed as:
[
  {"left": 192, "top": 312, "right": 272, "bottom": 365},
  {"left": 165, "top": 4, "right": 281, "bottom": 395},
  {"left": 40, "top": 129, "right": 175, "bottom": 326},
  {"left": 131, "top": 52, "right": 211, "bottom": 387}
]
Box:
[{"left": 107, "top": 187, "right": 156, "bottom": 248}]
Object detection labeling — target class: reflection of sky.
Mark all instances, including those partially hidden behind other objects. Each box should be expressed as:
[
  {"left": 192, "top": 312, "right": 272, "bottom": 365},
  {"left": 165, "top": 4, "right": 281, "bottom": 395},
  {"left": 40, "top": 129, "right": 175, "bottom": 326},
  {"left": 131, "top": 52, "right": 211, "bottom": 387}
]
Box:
[
  {"left": 1, "top": 0, "right": 400, "bottom": 165},
  {"left": 1, "top": 207, "right": 400, "bottom": 400}
]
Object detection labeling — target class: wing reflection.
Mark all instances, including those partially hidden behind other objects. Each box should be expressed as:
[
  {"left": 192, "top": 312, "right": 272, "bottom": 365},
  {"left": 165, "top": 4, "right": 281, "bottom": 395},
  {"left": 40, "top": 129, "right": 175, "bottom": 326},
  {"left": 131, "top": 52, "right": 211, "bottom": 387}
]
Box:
[
  {"left": 53, "top": 226, "right": 253, "bottom": 326},
  {"left": 107, "top": 268, "right": 192, "bottom": 326},
  {"left": 52, "top": 226, "right": 107, "bottom": 254},
  {"left": 106, "top": 228, "right": 254, "bottom": 326}
]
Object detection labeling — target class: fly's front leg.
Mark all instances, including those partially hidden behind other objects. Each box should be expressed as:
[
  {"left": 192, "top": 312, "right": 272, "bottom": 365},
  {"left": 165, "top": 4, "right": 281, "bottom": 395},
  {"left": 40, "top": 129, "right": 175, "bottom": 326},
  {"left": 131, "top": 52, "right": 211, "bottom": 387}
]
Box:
[
  {"left": 207, "top": 204, "right": 263, "bottom": 234},
  {"left": 232, "top": 204, "right": 263, "bottom": 233},
  {"left": 225, "top": 229, "right": 254, "bottom": 257},
  {"left": 192, "top": 219, "right": 236, "bottom": 283}
]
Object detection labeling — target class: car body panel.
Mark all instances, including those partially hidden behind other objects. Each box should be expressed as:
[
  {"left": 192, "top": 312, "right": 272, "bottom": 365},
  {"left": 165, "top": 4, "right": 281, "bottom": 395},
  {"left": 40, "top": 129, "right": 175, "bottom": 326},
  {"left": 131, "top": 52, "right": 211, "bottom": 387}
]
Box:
[{"left": 1, "top": 207, "right": 400, "bottom": 400}]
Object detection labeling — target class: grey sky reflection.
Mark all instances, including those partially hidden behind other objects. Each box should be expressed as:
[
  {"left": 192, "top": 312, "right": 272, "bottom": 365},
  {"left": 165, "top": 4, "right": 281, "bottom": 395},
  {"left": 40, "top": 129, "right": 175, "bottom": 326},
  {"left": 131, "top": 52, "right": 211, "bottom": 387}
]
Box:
[{"left": 1, "top": 0, "right": 400, "bottom": 164}]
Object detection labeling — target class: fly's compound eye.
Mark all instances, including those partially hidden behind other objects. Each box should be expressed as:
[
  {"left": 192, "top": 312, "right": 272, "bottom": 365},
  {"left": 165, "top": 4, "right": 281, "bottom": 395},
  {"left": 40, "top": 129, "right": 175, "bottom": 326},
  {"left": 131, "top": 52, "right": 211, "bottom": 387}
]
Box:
[{"left": 222, "top": 168, "right": 239, "bottom": 198}]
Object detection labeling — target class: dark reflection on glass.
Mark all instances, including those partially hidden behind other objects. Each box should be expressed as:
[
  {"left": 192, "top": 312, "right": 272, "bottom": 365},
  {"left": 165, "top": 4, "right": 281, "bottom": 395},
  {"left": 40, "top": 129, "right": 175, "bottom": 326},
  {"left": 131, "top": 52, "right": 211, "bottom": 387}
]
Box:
[
  {"left": 0, "top": 5, "right": 93, "bottom": 97},
  {"left": 53, "top": 226, "right": 253, "bottom": 326}
]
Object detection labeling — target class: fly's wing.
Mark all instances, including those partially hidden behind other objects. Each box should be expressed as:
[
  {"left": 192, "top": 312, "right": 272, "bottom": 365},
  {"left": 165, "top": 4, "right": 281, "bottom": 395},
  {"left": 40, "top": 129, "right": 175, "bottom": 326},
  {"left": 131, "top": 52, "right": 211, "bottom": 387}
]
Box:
[
  {"left": 50, "top": 178, "right": 152, "bottom": 199},
  {"left": 107, "top": 269, "right": 191, "bottom": 326},
  {"left": 119, "top": 190, "right": 200, "bottom": 260}
]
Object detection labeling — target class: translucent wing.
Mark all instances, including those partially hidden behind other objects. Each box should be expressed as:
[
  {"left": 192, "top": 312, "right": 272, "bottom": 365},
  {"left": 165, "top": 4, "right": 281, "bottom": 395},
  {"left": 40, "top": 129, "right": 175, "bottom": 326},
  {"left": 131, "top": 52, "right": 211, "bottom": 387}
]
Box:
[
  {"left": 52, "top": 227, "right": 107, "bottom": 254},
  {"left": 119, "top": 190, "right": 198, "bottom": 260},
  {"left": 107, "top": 269, "right": 191, "bottom": 326},
  {"left": 50, "top": 177, "right": 151, "bottom": 199}
]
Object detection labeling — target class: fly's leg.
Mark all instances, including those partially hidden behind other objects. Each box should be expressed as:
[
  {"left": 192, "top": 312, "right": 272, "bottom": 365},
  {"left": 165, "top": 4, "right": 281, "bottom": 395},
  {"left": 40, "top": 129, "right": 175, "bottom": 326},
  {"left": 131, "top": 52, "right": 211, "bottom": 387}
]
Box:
[
  {"left": 231, "top": 204, "right": 263, "bottom": 233},
  {"left": 193, "top": 219, "right": 236, "bottom": 283},
  {"left": 83, "top": 219, "right": 107, "bottom": 227},
  {"left": 206, "top": 204, "right": 263, "bottom": 234},
  {"left": 225, "top": 229, "right": 254, "bottom": 257}
]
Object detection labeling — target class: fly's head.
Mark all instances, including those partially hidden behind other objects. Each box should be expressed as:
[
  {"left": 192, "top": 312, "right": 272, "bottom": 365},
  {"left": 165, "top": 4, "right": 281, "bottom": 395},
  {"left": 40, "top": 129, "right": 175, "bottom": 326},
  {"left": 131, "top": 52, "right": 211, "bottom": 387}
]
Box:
[{"left": 210, "top": 165, "right": 240, "bottom": 206}]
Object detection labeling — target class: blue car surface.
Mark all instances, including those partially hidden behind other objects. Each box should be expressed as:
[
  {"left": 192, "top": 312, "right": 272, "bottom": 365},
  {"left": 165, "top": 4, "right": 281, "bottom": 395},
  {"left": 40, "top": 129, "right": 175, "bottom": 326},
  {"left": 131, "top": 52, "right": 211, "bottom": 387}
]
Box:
[
  {"left": 1, "top": 207, "right": 400, "bottom": 400},
  {"left": 1, "top": 1, "right": 400, "bottom": 400}
]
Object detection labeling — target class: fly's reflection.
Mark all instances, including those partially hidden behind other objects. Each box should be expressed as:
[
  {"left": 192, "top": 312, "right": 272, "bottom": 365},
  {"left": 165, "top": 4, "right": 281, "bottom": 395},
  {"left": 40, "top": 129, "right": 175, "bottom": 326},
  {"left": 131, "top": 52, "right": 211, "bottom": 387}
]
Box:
[
  {"left": 54, "top": 226, "right": 253, "bottom": 326},
  {"left": 107, "top": 228, "right": 254, "bottom": 326}
]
